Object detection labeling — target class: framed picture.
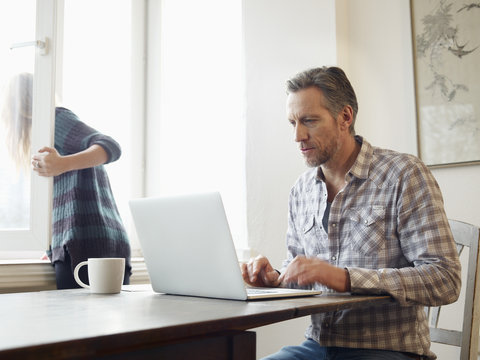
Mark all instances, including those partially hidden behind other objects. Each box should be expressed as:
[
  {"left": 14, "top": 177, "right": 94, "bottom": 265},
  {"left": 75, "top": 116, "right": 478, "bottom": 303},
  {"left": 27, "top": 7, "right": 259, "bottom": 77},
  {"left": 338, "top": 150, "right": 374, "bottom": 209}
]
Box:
[{"left": 410, "top": 0, "right": 480, "bottom": 167}]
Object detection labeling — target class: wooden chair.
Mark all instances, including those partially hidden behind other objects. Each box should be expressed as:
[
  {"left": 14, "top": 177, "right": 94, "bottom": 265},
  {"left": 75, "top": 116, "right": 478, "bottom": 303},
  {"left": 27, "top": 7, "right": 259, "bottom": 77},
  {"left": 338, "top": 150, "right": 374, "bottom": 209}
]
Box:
[{"left": 426, "top": 219, "right": 480, "bottom": 360}]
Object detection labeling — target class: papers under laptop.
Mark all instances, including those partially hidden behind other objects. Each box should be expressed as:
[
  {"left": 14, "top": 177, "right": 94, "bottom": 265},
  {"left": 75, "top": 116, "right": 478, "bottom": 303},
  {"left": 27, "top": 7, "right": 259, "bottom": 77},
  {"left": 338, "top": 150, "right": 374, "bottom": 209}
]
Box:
[{"left": 129, "top": 192, "right": 322, "bottom": 300}]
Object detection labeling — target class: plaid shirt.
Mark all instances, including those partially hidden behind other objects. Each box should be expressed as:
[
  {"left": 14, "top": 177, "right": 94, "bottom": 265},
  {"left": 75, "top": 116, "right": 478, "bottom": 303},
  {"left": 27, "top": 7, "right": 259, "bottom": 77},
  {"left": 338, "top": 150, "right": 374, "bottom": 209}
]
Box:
[{"left": 282, "top": 136, "right": 461, "bottom": 359}]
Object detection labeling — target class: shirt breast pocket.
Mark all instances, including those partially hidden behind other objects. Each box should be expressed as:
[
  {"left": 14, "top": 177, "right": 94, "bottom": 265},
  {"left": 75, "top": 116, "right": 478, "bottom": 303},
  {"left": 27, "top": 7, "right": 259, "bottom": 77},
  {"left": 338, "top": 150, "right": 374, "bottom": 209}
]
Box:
[
  {"left": 346, "top": 205, "right": 386, "bottom": 255},
  {"left": 300, "top": 215, "right": 326, "bottom": 256}
]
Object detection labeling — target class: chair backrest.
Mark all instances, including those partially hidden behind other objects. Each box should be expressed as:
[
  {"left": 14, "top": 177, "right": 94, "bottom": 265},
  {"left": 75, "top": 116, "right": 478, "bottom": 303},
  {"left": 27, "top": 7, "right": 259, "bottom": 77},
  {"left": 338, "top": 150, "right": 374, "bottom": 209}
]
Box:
[{"left": 426, "top": 219, "right": 480, "bottom": 360}]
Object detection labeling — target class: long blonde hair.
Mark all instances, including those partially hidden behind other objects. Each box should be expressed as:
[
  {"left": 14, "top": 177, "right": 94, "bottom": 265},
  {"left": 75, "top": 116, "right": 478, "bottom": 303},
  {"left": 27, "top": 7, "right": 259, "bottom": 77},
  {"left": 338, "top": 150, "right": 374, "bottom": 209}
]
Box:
[{"left": 1, "top": 72, "right": 33, "bottom": 172}]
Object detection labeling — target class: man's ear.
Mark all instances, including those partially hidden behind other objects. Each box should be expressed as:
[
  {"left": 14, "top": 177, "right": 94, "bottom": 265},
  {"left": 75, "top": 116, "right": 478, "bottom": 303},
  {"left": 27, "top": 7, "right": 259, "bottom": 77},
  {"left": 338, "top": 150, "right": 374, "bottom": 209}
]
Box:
[{"left": 339, "top": 105, "right": 354, "bottom": 131}]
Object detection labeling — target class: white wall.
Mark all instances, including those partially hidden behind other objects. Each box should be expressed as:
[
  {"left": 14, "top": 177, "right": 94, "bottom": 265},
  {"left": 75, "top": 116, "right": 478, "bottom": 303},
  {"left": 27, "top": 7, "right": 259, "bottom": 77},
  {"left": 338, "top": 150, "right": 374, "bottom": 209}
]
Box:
[{"left": 336, "top": 0, "right": 418, "bottom": 154}]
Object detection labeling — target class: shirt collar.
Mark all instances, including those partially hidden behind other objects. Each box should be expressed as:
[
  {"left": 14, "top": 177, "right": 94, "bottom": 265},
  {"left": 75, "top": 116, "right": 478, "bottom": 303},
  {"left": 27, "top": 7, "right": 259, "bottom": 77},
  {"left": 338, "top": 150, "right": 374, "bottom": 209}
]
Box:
[
  {"left": 315, "top": 135, "right": 372, "bottom": 183},
  {"left": 348, "top": 135, "right": 372, "bottom": 180}
]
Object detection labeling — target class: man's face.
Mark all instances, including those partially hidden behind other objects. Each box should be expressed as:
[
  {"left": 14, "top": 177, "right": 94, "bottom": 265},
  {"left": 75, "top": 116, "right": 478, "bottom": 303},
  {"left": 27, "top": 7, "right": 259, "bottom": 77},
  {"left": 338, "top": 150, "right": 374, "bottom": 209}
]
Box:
[{"left": 286, "top": 87, "right": 341, "bottom": 167}]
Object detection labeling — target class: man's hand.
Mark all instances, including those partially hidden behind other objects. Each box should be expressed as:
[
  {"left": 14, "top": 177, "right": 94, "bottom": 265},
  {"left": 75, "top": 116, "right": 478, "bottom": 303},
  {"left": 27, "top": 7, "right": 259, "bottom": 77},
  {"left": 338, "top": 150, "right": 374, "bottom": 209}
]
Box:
[
  {"left": 241, "top": 255, "right": 281, "bottom": 287},
  {"left": 280, "top": 256, "right": 351, "bottom": 292}
]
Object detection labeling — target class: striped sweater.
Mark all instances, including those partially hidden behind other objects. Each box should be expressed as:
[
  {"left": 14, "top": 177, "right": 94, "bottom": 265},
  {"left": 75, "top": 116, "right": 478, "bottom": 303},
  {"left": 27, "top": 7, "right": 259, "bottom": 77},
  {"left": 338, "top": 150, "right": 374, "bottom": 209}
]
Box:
[{"left": 48, "top": 107, "right": 131, "bottom": 273}]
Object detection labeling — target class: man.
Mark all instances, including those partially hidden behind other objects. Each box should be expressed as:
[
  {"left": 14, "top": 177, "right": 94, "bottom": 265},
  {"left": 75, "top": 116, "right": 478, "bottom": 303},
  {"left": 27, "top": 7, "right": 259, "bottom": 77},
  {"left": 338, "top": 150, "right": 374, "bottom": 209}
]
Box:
[{"left": 241, "top": 67, "right": 461, "bottom": 360}]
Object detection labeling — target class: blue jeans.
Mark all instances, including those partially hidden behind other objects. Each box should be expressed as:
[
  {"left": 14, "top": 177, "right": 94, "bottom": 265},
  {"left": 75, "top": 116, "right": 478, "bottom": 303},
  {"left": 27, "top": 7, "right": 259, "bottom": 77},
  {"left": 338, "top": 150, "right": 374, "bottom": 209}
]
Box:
[{"left": 261, "top": 339, "right": 417, "bottom": 360}]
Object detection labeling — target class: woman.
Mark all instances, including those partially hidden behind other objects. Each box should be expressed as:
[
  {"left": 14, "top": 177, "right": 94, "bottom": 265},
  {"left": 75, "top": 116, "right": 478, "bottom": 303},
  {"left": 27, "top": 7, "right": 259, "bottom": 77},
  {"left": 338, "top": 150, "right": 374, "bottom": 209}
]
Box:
[{"left": 1, "top": 72, "right": 131, "bottom": 289}]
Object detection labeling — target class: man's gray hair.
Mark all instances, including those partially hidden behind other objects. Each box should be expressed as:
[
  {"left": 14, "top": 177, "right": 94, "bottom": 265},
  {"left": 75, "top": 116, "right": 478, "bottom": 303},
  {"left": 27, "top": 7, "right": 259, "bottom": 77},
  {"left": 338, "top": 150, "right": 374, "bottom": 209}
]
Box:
[{"left": 286, "top": 66, "right": 358, "bottom": 135}]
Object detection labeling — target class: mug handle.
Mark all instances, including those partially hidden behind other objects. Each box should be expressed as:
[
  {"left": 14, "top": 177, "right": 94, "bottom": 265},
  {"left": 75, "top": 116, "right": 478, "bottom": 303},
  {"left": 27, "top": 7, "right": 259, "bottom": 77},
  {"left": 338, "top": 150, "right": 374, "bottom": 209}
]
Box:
[{"left": 73, "top": 261, "right": 90, "bottom": 289}]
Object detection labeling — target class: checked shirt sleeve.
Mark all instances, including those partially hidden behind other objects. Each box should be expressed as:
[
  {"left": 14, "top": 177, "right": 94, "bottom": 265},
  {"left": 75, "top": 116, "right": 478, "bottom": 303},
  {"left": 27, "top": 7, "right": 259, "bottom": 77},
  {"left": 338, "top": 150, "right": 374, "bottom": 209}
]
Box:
[{"left": 348, "top": 160, "right": 461, "bottom": 307}]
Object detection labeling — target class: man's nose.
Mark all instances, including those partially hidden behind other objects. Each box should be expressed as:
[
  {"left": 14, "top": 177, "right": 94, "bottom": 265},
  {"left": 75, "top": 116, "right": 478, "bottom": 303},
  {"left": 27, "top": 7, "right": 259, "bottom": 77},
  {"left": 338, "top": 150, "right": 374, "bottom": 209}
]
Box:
[{"left": 294, "top": 124, "right": 308, "bottom": 143}]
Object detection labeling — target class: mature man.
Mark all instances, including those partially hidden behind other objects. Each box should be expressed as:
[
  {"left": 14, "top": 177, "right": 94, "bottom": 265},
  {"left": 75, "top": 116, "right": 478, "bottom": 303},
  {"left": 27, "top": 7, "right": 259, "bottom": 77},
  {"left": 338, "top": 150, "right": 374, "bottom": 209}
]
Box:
[{"left": 241, "top": 67, "right": 461, "bottom": 360}]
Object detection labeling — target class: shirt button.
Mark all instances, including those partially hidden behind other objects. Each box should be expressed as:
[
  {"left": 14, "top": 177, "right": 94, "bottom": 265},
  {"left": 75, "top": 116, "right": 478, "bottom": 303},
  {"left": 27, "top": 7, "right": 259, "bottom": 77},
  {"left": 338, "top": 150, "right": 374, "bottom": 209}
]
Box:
[
  {"left": 332, "top": 223, "right": 336, "bottom": 227},
  {"left": 331, "top": 256, "right": 337, "bottom": 261},
  {"left": 324, "top": 322, "right": 329, "bottom": 328},
  {"left": 364, "top": 220, "right": 368, "bottom": 225}
]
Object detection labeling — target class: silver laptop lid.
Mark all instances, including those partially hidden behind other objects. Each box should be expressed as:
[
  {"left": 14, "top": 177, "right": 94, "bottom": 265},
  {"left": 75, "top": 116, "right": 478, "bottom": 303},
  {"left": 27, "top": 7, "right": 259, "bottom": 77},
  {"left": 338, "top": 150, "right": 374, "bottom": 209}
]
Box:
[{"left": 129, "top": 192, "right": 248, "bottom": 300}]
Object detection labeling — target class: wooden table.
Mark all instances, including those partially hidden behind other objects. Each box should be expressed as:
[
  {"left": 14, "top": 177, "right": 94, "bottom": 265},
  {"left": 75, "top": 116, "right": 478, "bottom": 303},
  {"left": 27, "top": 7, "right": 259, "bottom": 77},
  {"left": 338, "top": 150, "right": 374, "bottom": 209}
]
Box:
[{"left": 0, "top": 285, "right": 393, "bottom": 359}]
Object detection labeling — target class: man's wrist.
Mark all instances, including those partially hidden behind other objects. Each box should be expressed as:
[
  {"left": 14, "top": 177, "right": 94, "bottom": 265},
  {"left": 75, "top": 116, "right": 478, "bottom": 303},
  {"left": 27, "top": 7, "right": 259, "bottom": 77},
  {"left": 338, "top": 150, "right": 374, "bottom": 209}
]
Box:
[{"left": 344, "top": 268, "right": 351, "bottom": 292}]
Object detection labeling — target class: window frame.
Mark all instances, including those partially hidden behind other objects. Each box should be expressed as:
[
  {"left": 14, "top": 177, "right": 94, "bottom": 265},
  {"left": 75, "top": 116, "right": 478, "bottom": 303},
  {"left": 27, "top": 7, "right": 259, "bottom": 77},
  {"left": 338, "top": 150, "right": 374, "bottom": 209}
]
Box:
[{"left": 0, "top": 0, "right": 57, "bottom": 255}]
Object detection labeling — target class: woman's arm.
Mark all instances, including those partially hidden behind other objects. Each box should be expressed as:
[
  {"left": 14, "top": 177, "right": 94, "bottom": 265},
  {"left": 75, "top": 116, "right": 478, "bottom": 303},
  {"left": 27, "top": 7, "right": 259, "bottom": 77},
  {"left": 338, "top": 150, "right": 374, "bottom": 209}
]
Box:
[{"left": 32, "top": 144, "right": 108, "bottom": 177}]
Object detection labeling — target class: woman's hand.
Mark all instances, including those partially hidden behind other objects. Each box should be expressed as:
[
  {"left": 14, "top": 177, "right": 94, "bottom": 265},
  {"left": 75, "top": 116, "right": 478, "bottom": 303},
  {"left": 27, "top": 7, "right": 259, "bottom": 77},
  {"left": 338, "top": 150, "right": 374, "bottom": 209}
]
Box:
[
  {"left": 32, "top": 147, "right": 68, "bottom": 177},
  {"left": 32, "top": 144, "right": 109, "bottom": 177}
]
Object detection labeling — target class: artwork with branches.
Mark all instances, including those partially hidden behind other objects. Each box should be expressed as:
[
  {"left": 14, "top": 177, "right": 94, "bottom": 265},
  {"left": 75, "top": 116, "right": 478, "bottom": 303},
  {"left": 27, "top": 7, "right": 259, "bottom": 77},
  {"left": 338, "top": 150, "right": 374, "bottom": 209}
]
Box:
[{"left": 411, "top": 0, "right": 480, "bottom": 166}]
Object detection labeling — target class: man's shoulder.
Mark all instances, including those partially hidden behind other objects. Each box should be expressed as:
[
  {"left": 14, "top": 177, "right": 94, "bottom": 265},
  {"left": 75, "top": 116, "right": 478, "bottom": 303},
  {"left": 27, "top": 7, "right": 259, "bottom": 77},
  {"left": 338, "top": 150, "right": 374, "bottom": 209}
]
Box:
[
  {"left": 371, "top": 145, "right": 423, "bottom": 170},
  {"left": 368, "top": 144, "right": 430, "bottom": 185},
  {"left": 358, "top": 137, "right": 419, "bottom": 168}
]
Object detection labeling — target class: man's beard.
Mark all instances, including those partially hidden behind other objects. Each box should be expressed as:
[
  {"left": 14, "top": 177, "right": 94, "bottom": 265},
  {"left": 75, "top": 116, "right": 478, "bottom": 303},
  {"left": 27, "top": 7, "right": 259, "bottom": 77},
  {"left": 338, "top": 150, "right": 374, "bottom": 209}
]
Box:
[{"left": 304, "top": 136, "right": 340, "bottom": 168}]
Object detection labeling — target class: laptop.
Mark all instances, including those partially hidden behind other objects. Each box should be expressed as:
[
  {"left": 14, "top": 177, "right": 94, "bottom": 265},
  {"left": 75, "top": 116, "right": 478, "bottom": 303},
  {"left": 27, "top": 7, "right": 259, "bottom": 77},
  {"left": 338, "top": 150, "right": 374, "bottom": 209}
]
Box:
[{"left": 129, "top": 191, "right": 322, "bottom": 300}]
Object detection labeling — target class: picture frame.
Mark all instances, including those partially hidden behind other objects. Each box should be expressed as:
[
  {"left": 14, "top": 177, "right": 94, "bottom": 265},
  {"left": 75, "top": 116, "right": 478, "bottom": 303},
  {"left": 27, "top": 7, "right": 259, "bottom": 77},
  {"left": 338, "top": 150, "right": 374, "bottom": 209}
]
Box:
[{"left": 410, "top": 0, "right": 480, "bottom": 167}]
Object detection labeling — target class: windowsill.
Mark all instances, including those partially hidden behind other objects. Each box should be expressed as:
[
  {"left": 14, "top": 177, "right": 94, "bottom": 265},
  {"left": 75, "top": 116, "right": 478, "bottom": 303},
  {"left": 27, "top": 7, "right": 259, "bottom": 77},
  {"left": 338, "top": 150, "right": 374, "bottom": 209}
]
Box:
[
  {"left": 0, "top": 259, "right": 50, "bottom": 265},
  {"left": 0, "top": 246, "right": 254, "bottom": 294},
  {"left": 0, "top": 257, "right": 150, "bottom": 294}
]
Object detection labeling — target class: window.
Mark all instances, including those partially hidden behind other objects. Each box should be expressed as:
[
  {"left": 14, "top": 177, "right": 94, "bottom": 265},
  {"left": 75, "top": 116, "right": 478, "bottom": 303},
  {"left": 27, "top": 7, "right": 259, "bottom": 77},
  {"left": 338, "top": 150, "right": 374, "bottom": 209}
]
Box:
[
  {"left": 0, "top": 0, "right": 144, "bottom": 258},
  {"left": 60, "top": 0, "right": 141, "bottom": 252},
  {"left": 0, "top": 0, "right": 56, "bottom": 257},
  {"left": 0, "top": 0, "right": 35, "bottom": 230},
  {"left": 147, "top": 0, "right": 247, "bottom": 249},
  {"left": 0, "top": 0, "right": 246, "bottom": 261}
]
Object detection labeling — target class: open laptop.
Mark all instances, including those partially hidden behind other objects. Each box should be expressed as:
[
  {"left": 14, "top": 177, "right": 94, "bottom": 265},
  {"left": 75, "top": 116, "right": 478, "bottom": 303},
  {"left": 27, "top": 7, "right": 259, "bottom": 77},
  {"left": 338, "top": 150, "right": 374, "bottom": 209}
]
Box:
[{"left": 129, "top": 192, "right": 322, "bottom": 300}]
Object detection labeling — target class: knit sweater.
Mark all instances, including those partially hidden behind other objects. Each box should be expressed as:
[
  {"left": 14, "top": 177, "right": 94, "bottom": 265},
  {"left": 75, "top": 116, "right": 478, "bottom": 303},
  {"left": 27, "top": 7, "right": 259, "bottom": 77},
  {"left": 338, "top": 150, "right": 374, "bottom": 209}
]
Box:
[{"left": 48, "top": 107, "right": 131, "bottom": 273}]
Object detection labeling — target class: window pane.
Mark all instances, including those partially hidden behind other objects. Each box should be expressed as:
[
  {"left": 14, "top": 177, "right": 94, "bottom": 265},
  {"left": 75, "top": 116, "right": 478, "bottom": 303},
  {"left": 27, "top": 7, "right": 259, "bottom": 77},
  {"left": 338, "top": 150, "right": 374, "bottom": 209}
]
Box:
[
  {"left": 61, "top": 0, "right": 135, "bottom": 243},
  {"left": 0, "top": 0, "right": 36, "bottom": 229},
  {"left": 157, "top": 0, "right": 246, "bottom": 247}
]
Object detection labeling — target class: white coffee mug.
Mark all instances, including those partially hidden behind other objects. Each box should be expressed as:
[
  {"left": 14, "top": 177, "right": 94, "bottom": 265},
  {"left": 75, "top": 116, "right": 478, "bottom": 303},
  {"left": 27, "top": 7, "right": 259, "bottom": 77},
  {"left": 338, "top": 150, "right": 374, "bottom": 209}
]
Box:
[{"left": 74, "top": 258, "right": 125, "bottom": 294}]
